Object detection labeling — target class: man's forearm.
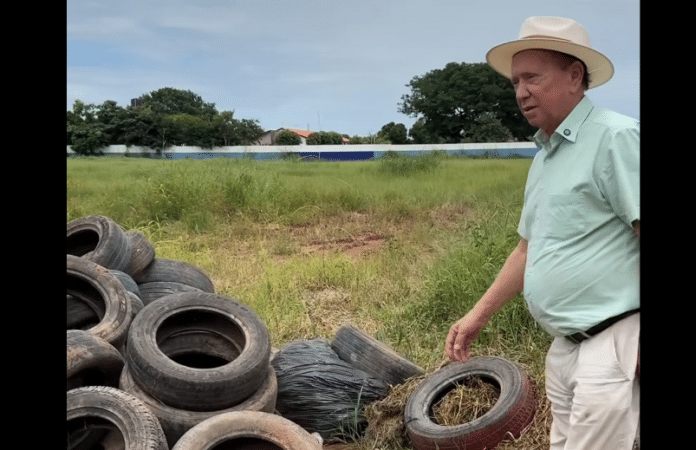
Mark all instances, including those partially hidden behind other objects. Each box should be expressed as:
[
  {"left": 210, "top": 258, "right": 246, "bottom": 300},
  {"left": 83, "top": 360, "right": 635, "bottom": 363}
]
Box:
[
  {"left": 446, "top": 238, "right": 528, "bottom": 362},
  {"left": 470, "top": 238, "right": 527, "bottom": 323}
]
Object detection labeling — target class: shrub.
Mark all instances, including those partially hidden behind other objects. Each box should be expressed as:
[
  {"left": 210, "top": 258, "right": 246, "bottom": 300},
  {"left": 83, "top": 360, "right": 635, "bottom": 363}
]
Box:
[
  {"left": 377, "top": 151, "right": 441, "bottom": 176},
  {"left": 275, "top": 130, "right": 302, "bottom": 145}
]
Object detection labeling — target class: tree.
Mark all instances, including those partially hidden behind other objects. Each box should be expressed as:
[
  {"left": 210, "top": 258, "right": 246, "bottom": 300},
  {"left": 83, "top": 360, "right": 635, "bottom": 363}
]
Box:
[
  {"left": 377, "top": 122, "right": 410, "bottom": 144},
  {"left": 211, "top": 111, "right": 237, "bottom": 146},
  {"left": 398, "top": 62, "right": 535, "bottom": 142},
  {"left": 67, "top": 88, "right": 265, "bottom": 152},
  {"left": 462, "top": 112, "right": 512, "bottom": 143},
  {"left": 306, "top": 131, "right": 343, "bottom": 145},
  {"left": 408, "top": 117, "right": 443, "bottom": 144},
  {"left": 70, "top": 123, "right": 110, "bottom": 155},
  {"left": 275, "top": 130, "right": 302, "bottom": 145},
  {"left": 139, "top": 87, "right": 218, "bottom": 118},
  {"left": 67, "top": 99, "right": 111, "bottom": 154}
]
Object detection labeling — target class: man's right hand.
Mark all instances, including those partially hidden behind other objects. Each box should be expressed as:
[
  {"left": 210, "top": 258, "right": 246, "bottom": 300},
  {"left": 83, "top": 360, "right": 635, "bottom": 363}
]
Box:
[{"left": 445, "top": 312, "right": 485, "bottom": 363}]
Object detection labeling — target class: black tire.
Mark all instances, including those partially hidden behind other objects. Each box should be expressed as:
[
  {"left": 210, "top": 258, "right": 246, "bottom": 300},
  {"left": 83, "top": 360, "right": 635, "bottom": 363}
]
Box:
[
  {"left": 67, "top": 293, "right": 101, "bottom": 330},
  {"left": 404, "top": 357, "right": 536, "bottom": 450},
  {"left": 109, "top": 269, "right": 142, "bottom": 298},
  {"left": 133, "top": 258, "right": 215, "bottom": 293},
  {"left": 331, "top": 324, "right": 425, "bottom": 386},
  {"left": 67, "top": 255, "right": 132, "bottom": 350},
  {"left": 128, "top": 291, "right": 145, "bottom": 318},
  {"left": 171, "top": 411, "right": 322, "bottom": 450},
  {"left": 120, "top": 363, "right": 277, "bottom": 448},
  {"left": 67, "top": 215, "right": 132, "bottom": 273},
  {"left": 67, "top": 330, "right": 124, "bottom": 391},
  {"left": 125, "top": 229, "right": 155, "bottom": 279},
  {"left": 67, "top": 386, "right": 167, "bottom": 450},
  {"left": 137, "top": 281, "right": 203, "bottom": 306},
  {"left": 126, "top": 291, "right": 270, "bottom": 411}
]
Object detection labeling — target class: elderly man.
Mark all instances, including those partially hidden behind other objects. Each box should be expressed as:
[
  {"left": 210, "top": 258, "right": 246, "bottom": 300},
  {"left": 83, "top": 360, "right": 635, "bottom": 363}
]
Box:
[{"left": 445, "top": 17, "right": 640, "bottom": 450}]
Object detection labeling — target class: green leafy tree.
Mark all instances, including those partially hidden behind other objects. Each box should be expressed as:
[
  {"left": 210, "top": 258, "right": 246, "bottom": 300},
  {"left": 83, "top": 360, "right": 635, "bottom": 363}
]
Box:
[
  {"left": 275, "top": 130, "right": 302, "bottom": 145},
  {"left": 68, "top": 99, "right": 111, "bottom": 154},
  {"left": 121, "top": 105, "right": 170, "bottom": 150},
  {"left": 139, "top": 87, "right": 217, "bottom": 118},
  {"left": 408, "top": 117, "right": 444, "bottom": 144},
  {"left": 234, "top": 118, "right": 265, "bottom": 145},
  {"left": 462, "top": 112, "right": 512, "bottom": 143},
  {"left": 398, "top": 62, "right": 535, "bottom": 142},
  {"left": 70, "top": 122, "right": 110, "bottom": 155},
  {"left": 377, "top": 122, "right": 410, "bottom": 144},
  {"left": 67, "top": 88, "right": 265, "bottom": 152},
  {"left": 211, "top": 111, "right": 237, "bottom": 146},
  {"left": 306, "top": 131, "right": 344, "bottom": 145}
]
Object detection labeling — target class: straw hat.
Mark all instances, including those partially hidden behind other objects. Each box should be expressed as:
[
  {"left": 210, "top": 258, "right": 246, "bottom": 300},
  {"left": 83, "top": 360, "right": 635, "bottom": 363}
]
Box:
[{"left": 486, "top": 16, "right": 614, "bottom": 89}]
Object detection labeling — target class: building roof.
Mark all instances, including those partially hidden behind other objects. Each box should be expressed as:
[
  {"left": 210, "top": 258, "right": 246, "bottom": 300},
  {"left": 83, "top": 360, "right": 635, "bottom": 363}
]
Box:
[
  {"left": 285, "top": 128, "right": 313, "bottom": 139},
  {"left": 279, "top": 128, "right": 350, "bottom": 144}
]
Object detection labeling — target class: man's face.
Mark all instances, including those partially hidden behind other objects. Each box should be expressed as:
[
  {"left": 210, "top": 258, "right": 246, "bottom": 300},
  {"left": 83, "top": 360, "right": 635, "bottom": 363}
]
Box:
[{"left": 510, "top": 50, "right": 582, "bottom": 138}]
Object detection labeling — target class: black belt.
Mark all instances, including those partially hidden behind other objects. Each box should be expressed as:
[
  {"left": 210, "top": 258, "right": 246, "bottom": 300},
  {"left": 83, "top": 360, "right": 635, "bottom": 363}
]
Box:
[{"left": 565, "top": 309, "right": 640, "bottom": 344}]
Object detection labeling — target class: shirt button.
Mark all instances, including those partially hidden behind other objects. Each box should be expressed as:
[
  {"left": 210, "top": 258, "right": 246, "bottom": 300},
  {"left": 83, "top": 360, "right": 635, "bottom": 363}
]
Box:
[{"left": 563, "top": 129, "right": 571, "bottom": 136}]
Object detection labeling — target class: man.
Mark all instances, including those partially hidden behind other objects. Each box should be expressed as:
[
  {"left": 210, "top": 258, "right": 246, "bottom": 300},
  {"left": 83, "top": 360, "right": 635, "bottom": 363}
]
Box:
[{"left": 445, "top": 17, "right": 639, "bottom": 450}]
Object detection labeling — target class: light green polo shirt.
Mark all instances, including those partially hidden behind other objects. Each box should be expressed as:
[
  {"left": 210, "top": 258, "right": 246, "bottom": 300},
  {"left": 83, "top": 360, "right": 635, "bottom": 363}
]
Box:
[{"left": 517, "top": 96, "right": 640, "bottom": 337}]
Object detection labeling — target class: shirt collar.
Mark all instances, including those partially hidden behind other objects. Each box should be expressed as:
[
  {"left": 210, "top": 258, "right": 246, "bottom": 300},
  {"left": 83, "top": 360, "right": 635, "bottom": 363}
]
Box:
[{"left": 533, "top": 96, "right": 595, "bottom": 153}]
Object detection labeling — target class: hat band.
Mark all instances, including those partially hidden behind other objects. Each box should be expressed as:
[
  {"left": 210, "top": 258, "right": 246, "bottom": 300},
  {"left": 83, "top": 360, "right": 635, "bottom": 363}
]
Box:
[{"left": 521, "top": 35, "right": 575, "bottom": 43}]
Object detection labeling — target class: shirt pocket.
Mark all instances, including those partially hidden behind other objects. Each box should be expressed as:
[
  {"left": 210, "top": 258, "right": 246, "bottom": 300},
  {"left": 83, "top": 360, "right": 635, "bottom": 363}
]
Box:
[{"left": 540, "top": 193, "right": 590, "bottom": 240}]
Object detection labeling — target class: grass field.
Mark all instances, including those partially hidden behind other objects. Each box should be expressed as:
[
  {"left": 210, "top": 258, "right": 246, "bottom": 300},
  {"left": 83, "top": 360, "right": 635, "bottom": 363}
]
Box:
[{"left": 66, "top": 154, "right": 553, "bottom": 449}]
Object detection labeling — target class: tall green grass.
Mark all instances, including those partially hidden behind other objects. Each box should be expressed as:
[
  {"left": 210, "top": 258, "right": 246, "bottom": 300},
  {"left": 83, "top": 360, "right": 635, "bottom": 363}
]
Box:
[
  {"left": 67, "top": 155, "right": 530, "bottom": 229},
  {"left": 67, "top": 155, "right": 551, "bottom": 448},
  {"left": 66, "top": 155, "right": 538, "bottom": 345}
]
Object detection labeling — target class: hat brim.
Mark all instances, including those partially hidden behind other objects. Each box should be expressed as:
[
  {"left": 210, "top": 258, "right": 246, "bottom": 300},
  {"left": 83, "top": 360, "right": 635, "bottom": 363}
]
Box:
[{"left": 486, "top": 38, "right": 614, "bottom": 89}]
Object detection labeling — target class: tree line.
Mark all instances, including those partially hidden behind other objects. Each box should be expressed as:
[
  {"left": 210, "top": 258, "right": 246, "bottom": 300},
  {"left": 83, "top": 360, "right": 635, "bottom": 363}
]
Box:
[
  {"left": 67, "top": 63, "right": 534, "bottom": 155},
  {"left": 66, "top": 87, "right": 266, "bottom": 155}
]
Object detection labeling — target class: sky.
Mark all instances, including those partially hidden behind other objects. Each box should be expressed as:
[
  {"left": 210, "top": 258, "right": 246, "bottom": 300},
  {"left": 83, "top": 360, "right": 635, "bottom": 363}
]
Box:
[{"left": 67, "top": 0, "right": 639, "bottom": 138}]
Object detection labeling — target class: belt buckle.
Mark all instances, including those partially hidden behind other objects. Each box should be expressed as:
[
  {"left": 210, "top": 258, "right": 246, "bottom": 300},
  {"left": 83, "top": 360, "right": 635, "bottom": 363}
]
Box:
[{"left": 566, "top": 331, "right": 592, "bottom": 344}]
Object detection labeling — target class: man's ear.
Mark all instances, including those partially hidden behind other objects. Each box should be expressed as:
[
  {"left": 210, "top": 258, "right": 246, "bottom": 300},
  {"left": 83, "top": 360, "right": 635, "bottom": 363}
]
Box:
[{"left": 569, "top": 60, "right": 585, "bottom": 93}]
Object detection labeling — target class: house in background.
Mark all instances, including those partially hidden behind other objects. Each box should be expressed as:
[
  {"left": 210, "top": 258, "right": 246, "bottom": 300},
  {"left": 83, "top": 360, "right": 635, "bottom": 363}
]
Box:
[{"left": 255, "top": 128, "right": 349, "bottom": 145}]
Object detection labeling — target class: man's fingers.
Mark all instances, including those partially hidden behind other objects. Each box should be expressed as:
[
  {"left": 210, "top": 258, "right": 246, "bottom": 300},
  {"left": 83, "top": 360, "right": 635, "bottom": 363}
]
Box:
[{"left": 446, "top": 327, "right": 471, "bottom": 363}]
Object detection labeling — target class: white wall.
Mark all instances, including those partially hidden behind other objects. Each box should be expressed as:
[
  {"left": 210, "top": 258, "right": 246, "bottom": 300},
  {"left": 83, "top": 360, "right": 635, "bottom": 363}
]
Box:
[{"left": 66, "top": 142, "right": 539, "bottom": 159}]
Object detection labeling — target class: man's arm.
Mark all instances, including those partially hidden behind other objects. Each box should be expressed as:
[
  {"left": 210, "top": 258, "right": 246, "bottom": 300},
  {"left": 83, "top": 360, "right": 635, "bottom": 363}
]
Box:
[{"left": 445, "top": 238, "right": 528, "bottom": 362}]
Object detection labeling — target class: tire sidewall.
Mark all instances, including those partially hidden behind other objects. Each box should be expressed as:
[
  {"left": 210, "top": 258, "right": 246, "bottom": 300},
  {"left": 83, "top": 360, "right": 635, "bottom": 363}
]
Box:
[
  {"left": 171, "top": 411, "right": 322, "bottom": 450},
  {"left": 405, "top": 357, "right": 535, "bottom": 450},
  {"left": 67, "top": 386, "right": 168, "bottom": 450},
  {"left": 67, "top": 255, "right": 133, "bottom": 350},
  {"left": 120, "top": 363, "right": 277, "bottom": 448},
  {"left": 126, "top": 291, "right": 270, "bottom": 411}
]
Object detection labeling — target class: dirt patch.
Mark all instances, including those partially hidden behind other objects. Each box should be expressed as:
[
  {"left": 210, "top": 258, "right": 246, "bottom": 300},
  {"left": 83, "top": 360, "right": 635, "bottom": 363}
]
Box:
[{"left": 303, "top": 233, "right": 386, "bottom": 260}]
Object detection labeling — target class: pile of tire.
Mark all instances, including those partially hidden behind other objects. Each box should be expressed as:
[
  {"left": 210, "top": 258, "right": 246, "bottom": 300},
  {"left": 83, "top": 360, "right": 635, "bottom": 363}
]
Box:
[
  {"left": 66, "top": 215, "right": 322, "bottom": 449},
  {"left": 66, "top": 214, "right": 537, "bottom": 450}
]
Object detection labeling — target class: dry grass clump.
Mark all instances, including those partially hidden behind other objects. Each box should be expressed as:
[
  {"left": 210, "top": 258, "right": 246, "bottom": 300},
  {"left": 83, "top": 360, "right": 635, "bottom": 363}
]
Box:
[
  {"left": 432, "top": 376, "right": 500, "bottom": 426},
  {"left": 358, "top": 369, "right": 500, "bottom": 449},
  {"left": 361, "top": 375, "right": 427, "bottom": 450}
]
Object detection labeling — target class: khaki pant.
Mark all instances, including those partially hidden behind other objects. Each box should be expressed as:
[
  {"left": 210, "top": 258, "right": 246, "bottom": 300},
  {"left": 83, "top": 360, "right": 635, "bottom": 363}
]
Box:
[{"left": 545, "top": 313, "right": 640, "bottom": 450}]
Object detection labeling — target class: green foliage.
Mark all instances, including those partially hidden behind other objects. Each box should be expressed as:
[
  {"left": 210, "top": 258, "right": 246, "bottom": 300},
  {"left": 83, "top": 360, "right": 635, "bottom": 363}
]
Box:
[
  {"left": 306, "top": 130, "right": 344, "bottom": 145},
  {"left": 139, "top": 87, "right": 217, "bottom": 118},
  {"left": 67, "top": 87, "right": 265, "bottom": 153},
  {"left": 70, "top": 123, "right": 110, "bottom": 155},
  {"left": 377, "top": 151, "right": 442, "bottom": 176},
  {"left": 398, "top": 190, "right": 551, "bottom": 353},
  {"left": 462, "top": 112, "right": 512, "bottom": 143},
  {"left": 399, "top": 62, "right": 535, "bottom": 142},
  {"left": 275, "top": 130, "right": 302, "bottom": 146},
  {"left": 378, "top": 122, "right": 410, "bottom": 144}
]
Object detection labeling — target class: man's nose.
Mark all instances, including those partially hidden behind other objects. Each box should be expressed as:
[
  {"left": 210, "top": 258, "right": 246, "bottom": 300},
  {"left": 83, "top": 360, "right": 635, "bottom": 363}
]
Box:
[{"left": 515, "top": 82, "right": 530, "bottom": 102}]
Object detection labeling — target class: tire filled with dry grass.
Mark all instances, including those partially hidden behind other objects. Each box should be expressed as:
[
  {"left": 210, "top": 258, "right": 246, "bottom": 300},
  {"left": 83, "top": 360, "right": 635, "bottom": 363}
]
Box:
[{"left": 431, "top": 376, "right": 500, "bottom": 426}]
